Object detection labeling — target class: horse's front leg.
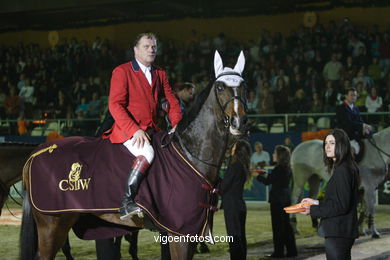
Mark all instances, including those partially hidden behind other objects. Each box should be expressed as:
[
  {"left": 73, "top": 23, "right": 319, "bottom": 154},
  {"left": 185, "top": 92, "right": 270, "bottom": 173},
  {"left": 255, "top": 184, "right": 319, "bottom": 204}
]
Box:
[
  {"left": 364, "top": 187, "right": 380, "bottom": 238},
  {"left": 168, "top": 233, "right": 196, "bottom": 260},
  {"left": 34, "top": 212, "right": 79, "bottom": 260}
]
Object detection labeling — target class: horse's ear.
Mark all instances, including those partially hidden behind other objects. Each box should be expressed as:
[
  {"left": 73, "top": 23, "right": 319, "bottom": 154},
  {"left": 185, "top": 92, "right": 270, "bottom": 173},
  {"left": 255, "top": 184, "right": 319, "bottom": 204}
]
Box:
[
  {"left": 214, "top": 50, "right": 224, "bottom": 78},
  {"left": 233, "top": 51, "right": 245, "bottom": 75}
]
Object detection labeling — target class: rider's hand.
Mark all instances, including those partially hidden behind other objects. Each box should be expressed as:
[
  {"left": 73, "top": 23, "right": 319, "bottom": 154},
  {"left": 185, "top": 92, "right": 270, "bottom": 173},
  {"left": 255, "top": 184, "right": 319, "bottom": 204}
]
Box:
[
  {"left": 363, "top": 123, "right": 372, "bottom": 136},
  {"left": 131, "top": 129, "right": 150, "bottom": 148}
]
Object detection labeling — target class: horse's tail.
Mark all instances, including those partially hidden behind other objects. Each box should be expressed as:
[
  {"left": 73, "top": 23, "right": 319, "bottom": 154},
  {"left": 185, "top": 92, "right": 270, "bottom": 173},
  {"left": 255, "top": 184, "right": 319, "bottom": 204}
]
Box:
[
  {"left": 20, "top": 158, "right": 38, "bottom": 260},
  {"left": 20, "top": 191, "right": 37, "bottom": 260}
]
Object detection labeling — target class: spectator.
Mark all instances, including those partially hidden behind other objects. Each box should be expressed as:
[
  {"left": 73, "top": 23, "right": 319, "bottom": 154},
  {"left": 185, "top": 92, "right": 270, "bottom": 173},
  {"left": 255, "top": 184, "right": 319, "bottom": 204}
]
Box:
[
  {"left": 354, "top": 82, "right": 368, "bottom": 112},
  {"left": 0, "top": 87, "right": 6, "bottom": 119},
  {"left": 309, "top": 92, "right": 323, "bottom": 113},
  {"left": 365, "top": 86, "right": 383, "bottom": 125},
  {"left": 352, "top": 68, "right": 373, "bottom": 90},
  {"left": 323, "top": 53, "right": 343, "bottom": 82},
  {"left": 367, "top": 57, "right": 381, "bottom": 82},
  {"left": 365, "top": 87, "right": 382, "bottom": 113},
  {"left": 323, "top": 80, "right": 338, "bottom": 112},
  {"left": 18, "top": 78, "right": 35, "bottom": 117},
  {"left": 247, "top": 89, "right": 259, "bottom": 114},
  {"left": 250, "top": 141, "right": 271, "bottom": 168},
  {"left": 87, "top": 91, "right": 103, "bottom": 118},
  {"left": 283, "top": 136, "right": 295, "bottom": 152},
  {"left": 259, "top": 85, "right": 274, "bottom": 114},
  {"left": 5, "top": 86, "right": 21, "bottom": 119},
  {"left": 290, "top": 89, "right": 309, "bottom": 113},
  {"left": 273, "top": 77, "right": 290, "bottom": 113}
]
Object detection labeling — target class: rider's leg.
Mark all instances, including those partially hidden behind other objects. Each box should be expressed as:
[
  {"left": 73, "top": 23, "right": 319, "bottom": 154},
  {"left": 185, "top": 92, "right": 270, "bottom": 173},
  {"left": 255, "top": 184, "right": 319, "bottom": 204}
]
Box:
[
  {"left": 120, "top": 139, "right": 154, "bottom": 220},
  {"left": 350, "top": 139, "right": 360, "bottom": 155}
]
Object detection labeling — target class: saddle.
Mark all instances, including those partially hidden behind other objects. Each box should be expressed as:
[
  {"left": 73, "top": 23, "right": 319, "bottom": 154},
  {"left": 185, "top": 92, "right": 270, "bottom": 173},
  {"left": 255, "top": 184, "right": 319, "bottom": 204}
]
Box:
[{"left": 25, "top": 131, "right": 216, "bottom": 239}]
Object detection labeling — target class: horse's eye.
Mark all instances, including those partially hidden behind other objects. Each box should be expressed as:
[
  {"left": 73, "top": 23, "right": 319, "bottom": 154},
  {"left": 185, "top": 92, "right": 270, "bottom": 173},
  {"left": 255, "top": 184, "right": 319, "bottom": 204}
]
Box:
[{"left": 215, "top": 82, "right": 225, "bottom": 91}]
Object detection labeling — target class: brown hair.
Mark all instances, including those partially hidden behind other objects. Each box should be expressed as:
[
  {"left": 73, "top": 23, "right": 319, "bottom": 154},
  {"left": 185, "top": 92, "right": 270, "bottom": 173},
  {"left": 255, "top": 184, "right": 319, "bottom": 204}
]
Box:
[
  {"left": 133, "top": 33, "right": 157, "bottom": 47},
  {"left": 231, "top": 139, "right": 252, "bottom": 179},
  {"left": 274, "top": 145, "right": 291, "bottom": 167}
]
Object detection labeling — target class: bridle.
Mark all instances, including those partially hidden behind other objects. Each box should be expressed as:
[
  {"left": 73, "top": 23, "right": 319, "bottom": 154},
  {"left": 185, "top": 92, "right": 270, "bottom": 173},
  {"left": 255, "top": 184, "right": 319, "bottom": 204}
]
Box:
[
  {"left": 214, "top": 71, "right": 247, "bottom": 128},
  {"left": 175, "top": 72, "right": 247, "bottom": 169}
]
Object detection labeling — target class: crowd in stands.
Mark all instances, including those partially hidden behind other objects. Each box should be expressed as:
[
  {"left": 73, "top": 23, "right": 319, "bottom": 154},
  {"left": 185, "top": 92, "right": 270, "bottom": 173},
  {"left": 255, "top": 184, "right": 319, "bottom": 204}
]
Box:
[{"left": 1, "top": 18, "right": 390, "bottom": 135}]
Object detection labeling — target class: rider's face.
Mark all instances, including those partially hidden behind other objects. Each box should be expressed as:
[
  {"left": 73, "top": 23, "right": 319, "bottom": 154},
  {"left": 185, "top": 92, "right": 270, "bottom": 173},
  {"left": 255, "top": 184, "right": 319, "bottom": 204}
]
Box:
[
  {"left": 345, "top": 90, "right": 357, "bottom": 104},
  {"left": 134, "top": 36, "right": 157, "bottom": 67},
  {"left": 324, "top": 135, "right": 336, "bottom": 159}
]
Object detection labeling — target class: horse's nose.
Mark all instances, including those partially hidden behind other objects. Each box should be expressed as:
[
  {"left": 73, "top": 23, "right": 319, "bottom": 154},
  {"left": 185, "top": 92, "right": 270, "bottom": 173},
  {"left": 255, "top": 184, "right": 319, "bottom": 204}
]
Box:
[{"left": 230, "top": 115, "right": 247, "bottom": 130}]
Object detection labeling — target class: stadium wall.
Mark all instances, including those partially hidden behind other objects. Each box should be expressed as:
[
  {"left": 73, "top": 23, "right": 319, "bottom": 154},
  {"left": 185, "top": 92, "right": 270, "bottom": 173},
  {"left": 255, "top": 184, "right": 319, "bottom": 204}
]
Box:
[{"left": 0, "top": 7, "right": 389, "bottom": 49}]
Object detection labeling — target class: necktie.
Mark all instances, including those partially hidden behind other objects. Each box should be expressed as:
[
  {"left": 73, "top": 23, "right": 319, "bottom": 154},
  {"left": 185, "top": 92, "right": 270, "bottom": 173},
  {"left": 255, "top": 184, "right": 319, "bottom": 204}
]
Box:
[{"left": 145, "top": 67, "right": 152, "bottom": 85}]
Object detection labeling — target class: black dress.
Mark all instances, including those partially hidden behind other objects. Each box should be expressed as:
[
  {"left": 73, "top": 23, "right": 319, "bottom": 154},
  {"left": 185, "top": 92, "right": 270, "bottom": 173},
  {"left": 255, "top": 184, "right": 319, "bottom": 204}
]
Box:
[
  {"left": 257, "top": 165, "right": 297, "bottom": 257},
  {"left": 221, "top": 161, "right": 247, "bottom": 260}
]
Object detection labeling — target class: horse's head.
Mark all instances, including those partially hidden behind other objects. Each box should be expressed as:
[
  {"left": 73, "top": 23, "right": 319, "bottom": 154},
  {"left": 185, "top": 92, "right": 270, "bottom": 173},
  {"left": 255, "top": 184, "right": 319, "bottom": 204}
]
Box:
[{"left": 213, "top": 50, "right": 248, "bottom": 136}]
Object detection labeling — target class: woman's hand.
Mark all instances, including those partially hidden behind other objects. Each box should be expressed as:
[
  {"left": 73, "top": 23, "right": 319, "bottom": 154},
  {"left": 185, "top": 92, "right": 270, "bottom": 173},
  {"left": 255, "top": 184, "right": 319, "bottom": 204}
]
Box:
[
  {"left": 299, "top": 198, "right": 319, "bottom": 216},
  {"left": 250, "top": 169, "right": 266, "bottom": 177},
  {"left": 301, "top": 198, "right": 319, "bottom": 205}
]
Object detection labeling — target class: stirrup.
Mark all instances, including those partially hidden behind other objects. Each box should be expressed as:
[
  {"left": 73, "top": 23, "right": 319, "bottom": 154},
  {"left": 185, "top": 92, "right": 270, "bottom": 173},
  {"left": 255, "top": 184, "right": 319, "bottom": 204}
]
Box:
[{"left": 120, "top": 207, "right": 144, "bottom": 220}]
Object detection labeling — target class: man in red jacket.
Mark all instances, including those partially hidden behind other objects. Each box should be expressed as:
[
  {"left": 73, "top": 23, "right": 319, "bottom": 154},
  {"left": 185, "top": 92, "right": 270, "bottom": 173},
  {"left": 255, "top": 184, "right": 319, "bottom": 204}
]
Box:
[{"left": 104, "top": 33, "right": 182, "bottom": 220}]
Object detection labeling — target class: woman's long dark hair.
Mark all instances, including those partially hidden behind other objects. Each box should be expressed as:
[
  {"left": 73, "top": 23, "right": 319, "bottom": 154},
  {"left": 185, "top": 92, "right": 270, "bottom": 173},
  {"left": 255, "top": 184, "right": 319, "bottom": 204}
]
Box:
[
  {"left": 323, "top": 129, "right": 359, "bottom": 182},
  {"left": 274, "top": 145, "right": 291, "bottom": 168},
  {"left": 231, "top": 139, "right": 252, "bottom": 179}
]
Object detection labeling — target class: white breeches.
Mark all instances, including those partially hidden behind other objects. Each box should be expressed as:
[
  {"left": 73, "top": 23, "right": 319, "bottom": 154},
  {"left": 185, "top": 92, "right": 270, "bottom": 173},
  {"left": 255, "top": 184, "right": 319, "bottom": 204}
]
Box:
[
  {"left": 123, "top": 139, "right": 155, "bottom": 164},
  {"left": 350, "top": 140, "right": 360, "bottom": 155}
]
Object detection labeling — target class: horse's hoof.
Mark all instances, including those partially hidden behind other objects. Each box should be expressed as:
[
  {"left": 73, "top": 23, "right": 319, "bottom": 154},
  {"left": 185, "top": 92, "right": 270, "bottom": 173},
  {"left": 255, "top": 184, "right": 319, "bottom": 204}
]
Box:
[{"left": 372, "top": 233, "right": 380, "bottom": 239}]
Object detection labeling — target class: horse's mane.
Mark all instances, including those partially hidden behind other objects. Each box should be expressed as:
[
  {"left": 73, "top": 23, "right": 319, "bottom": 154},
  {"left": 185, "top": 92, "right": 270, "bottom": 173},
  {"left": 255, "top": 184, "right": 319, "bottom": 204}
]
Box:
[{"left": 178, "top": 81, "right": 214, "bottom": 132}]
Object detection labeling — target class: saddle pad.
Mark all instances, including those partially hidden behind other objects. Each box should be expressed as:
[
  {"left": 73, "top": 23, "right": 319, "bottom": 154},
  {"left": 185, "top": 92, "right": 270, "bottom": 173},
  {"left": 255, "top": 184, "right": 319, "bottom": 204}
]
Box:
[{"left": 27, "top": 132, "right": 213, "bottom": 237}]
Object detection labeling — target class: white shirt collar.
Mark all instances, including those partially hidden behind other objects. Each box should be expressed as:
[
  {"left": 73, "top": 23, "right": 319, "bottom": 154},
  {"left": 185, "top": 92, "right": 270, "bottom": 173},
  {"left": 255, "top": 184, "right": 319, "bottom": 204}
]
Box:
[{"left": 136, "top": 59, "right": 151, "bottom": 74}]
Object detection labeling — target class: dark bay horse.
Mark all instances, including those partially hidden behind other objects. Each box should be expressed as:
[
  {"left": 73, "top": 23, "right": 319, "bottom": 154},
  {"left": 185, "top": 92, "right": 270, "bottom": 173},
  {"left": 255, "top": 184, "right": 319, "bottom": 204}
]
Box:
[
  {"left": 20, "top": 50, "right": 248, "bottom": 260},
  {"left": 290, "top": 127, "right": 390, "bottom": 238},
  {"left": 0, "top": 143, "right": 36, "bottom": 214},
  {"left": 0, "top": 143, "right": 75, "bottom": 260}
]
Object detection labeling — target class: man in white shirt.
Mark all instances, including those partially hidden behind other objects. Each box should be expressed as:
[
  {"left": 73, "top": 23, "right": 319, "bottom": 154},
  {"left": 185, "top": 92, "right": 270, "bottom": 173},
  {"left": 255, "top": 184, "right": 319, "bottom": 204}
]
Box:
[{"left": 250, "top": 141, "right": 271, "bottom": 169}]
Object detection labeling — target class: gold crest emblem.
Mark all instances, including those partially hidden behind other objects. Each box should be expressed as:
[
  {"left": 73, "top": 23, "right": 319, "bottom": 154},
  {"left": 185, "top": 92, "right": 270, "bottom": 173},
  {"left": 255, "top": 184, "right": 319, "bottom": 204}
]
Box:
[{"left": 59, "top": 162, "right": 91, "bottom": 191}]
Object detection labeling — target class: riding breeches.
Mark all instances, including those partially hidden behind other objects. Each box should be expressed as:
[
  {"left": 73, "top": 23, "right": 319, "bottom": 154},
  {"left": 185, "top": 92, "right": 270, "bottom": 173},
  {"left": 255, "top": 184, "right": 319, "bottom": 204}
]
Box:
[
  {"left": 123, "top": 139, "right": 155, "bottom": 164},
  {"left": 350, "top": 140, "right": 360, "bottom": 154}
]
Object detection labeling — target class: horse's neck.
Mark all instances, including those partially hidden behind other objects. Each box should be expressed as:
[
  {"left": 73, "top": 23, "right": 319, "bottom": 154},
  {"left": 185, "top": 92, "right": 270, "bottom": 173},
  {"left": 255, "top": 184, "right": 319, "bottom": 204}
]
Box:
[
  {"left": 179, "top": 94, "right": 229, "bottom": 184},
  {"left": 363, "top": 128, "right": 390, "bottom": 168}
]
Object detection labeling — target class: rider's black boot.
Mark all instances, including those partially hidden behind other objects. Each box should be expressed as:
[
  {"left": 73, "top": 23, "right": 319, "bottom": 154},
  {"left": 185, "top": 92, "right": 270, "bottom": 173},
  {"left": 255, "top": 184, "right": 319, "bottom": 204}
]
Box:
[{"left": 120, "top": 156, "right": 149, "bottom": 220}]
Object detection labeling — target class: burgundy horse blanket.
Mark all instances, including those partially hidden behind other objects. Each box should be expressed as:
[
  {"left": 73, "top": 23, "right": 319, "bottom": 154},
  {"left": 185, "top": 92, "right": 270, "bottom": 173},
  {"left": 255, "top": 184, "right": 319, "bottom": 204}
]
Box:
[{"left": 25, "top": 131, "right": 215, "bottom": 239}]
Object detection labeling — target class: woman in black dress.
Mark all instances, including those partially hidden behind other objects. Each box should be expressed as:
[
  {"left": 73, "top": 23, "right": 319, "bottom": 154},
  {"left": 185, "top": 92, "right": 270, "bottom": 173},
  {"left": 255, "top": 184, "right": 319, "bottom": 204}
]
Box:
[
  {"left": 221, "top": 139, "right": 251, "bottom": 260},
  {"left": 254, "top": 145, "right": 297, "bottom": 258}
]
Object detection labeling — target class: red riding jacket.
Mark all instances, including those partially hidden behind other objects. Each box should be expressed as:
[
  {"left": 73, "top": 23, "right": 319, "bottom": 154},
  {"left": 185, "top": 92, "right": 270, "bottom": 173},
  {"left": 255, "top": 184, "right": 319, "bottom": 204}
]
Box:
[{"left": 104, "top": 60, "right": 182, "bottom": 143}]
